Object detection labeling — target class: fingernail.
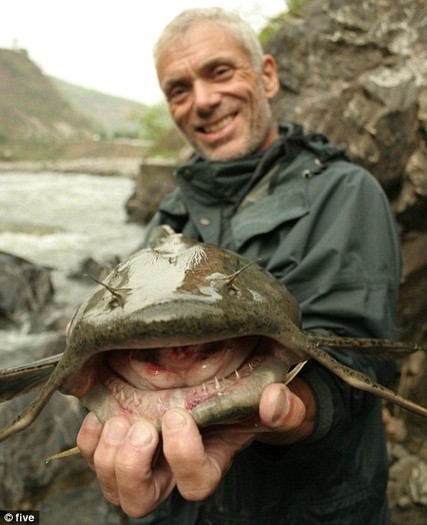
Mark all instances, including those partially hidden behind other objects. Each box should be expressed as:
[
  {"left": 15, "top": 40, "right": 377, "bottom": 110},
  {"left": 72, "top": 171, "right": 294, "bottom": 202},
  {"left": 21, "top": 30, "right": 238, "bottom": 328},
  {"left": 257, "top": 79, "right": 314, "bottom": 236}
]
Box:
[
  {"left": 105, "top": 420, "right": 127, "bottom": 444},
  {"left": 272, "top": 388, "right": 289, "bottom": 424},
  {"left": 84, "top": 412, "right": 102, "bottom": 430},
  {"left": 128, "top": 422, "right": 153, "bottom": 446},
  {"left": 163, "top": 410, "right": 186, "bottom": 431}
]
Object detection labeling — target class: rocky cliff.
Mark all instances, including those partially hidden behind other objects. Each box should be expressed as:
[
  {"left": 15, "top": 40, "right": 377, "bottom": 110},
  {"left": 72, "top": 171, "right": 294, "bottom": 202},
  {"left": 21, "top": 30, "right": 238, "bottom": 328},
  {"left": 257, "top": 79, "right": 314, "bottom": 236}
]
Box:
[
  {"left": 266, "top": 0, "right": 426, "bottom": 356},
  {"left": 0, "top": 48, "right": 94, "bottom": 142},
  {"left": 266, "top": 1, "right": 426, "bottom": 520}
]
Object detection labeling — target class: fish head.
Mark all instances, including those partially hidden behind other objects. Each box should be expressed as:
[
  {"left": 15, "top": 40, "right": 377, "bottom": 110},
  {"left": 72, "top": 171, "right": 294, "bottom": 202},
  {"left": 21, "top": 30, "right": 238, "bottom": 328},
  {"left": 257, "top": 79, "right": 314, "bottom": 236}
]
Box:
[{"left": 58, "top": 227, "right": 303, "bottom": 428}]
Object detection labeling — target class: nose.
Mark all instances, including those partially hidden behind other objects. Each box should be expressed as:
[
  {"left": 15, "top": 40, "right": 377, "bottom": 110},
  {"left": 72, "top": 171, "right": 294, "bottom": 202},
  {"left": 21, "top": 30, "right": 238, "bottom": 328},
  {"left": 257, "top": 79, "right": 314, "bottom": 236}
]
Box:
[{"left": 193, "top": 79, "right": 221, "bottom": 116}]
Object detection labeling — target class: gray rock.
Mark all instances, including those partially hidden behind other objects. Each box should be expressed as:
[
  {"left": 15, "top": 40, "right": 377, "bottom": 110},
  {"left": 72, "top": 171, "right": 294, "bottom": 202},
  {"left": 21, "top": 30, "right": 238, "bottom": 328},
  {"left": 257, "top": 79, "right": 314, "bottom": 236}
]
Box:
[{"left": 0, "top": 251, "right": 54, "bottom": 327}]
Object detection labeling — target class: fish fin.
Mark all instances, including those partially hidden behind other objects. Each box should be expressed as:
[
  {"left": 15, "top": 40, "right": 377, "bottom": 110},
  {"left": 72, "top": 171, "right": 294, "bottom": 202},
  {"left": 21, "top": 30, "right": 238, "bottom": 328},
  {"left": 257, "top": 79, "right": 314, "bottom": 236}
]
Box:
[
  {"left": 44, "top": 445, "right": 81, "bottom": 462},
  {"left": 0, "top": 370, "right": 62, "bottom": 442},
  {"left": 304, "top": 340, "right": 427, "bottom": 417},
  {"left": 284, "top": 361, "right": 307, "bottom": 384},
  {"left": 307, "top": 335, "right": 424, "bottom": 360},
  {"left": 0, "top": 353, "right": 62, "bottom": 402}
]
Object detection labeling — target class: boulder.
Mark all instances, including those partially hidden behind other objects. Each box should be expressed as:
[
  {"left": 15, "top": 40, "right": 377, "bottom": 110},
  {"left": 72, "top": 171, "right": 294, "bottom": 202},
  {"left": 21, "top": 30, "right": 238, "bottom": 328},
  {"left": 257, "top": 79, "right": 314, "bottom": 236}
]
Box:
[
  {"left": 265, "top": 1, "right": 427, "bottom": 522},
  {"left": 125, "top": 160, "right": 176, "bottom": 225},
  {"left": 265, "top": 0, "right": 427, "bottom": 392},
  {"left": 0, "top": 337, "right": 126, "bottom": 525},
  {"left": 266, "top": 0, "right": 427, "bottom": 222},
  {"left": 0, "top": 251, "right": 54, "bottom": 327}
]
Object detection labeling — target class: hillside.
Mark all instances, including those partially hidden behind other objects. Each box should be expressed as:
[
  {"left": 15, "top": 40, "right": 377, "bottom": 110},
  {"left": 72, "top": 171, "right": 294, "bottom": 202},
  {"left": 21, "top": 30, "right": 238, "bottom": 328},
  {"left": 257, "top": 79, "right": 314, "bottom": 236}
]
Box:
[
  {"left": 0, "top": 48, "right": 94, "bottom": 143},
  {"left": 52, "top": 77, "right": 147, "bottom": 136}
]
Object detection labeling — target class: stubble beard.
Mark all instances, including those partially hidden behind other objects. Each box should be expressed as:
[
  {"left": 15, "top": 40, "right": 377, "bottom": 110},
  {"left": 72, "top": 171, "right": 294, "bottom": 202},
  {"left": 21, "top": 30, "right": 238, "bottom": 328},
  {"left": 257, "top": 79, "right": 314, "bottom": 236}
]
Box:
[{"left": 185, "top": 89, "right": 275, "bottom": 162}]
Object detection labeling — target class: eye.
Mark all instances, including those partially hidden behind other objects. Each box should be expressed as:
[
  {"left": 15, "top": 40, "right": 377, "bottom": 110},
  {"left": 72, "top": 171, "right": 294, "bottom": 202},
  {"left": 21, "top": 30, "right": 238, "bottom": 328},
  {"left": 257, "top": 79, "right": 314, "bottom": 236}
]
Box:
[
  {"left": 167, "top": 84, "right": 189, "bottom": 102},
  {"left": 212, "top": 65, "right": 233, "bottom": 81}
]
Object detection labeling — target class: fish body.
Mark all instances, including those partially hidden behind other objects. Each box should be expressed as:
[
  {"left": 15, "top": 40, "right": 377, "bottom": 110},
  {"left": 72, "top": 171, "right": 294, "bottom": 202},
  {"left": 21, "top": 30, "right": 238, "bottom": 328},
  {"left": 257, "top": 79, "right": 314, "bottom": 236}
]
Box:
[{"left": 0, "top": 225, "right": 426, "bottom": 442}]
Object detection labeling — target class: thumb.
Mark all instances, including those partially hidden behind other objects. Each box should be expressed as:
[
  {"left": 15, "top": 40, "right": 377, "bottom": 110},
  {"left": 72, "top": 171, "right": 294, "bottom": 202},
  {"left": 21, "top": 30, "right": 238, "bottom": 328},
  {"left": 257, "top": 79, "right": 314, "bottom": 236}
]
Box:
[{"left": 259, "top": 380, "right": 315, "bottom": 443}]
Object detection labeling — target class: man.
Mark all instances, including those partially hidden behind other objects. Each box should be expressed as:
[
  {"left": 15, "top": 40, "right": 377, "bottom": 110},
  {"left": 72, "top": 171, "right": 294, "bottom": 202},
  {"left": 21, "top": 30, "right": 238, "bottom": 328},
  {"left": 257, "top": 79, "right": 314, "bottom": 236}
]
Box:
[{"left": 77, "top": 8, "right": 401, "bottom": 524}]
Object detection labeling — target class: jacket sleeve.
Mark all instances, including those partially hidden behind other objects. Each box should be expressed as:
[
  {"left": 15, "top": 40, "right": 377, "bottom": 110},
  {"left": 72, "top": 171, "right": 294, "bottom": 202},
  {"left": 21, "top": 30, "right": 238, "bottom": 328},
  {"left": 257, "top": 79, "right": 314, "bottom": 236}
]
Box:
[{"left": 272, "top": 160, "right": 402, "bottom": 440}]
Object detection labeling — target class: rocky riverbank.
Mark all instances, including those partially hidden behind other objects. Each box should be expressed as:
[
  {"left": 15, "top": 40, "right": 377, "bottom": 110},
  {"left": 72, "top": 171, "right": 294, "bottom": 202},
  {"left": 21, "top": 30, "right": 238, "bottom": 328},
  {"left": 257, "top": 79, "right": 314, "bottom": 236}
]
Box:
[{"left": 0, "top": 1, "right": 425, "bottom": 522}]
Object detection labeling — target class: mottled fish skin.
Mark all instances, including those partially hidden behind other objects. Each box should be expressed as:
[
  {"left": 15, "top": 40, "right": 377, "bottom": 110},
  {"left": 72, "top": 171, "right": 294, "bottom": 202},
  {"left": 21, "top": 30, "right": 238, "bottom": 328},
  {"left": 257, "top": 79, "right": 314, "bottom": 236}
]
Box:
[{"left": 0, "top": 225, "right": 426, "bottom": 443}]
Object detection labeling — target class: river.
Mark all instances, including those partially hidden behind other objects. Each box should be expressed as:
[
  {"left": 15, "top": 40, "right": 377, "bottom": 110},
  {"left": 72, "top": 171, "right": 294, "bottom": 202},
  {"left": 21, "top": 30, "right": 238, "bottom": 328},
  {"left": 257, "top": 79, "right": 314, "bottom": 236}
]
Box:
[{"left": 0, "top": 171, "right": 145, "bottom": 356}]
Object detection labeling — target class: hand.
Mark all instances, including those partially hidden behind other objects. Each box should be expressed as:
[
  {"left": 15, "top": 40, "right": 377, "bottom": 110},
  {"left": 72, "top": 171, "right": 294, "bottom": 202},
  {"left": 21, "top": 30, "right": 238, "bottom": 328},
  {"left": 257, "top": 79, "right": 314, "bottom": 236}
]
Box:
[{"left": 76, "top": 378, "right": 316, "bottom": 518}]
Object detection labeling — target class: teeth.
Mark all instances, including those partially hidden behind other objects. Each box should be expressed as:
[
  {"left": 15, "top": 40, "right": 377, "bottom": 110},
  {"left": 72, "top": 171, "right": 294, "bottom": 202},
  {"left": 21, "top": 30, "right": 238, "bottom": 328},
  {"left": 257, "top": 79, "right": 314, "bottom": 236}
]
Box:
[
  {"left": 133, "top": 392, "right": 140, "bottom": 406},
  {"left": 215, "top": 376, "right": 221, "bottom": 390},
  {"left": 203, "top": 115, "right": 233, "bottom": 134},
  {"left": 234, "top": 369, "right": 241, "bottom": 380}
]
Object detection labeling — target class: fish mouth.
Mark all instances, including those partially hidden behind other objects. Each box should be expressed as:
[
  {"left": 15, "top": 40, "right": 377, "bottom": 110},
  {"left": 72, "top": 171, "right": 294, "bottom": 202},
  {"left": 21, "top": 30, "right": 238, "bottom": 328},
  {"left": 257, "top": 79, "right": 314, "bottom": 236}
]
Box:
[{"left": 64, "top": 335, "right": 288, "bottom": 428}]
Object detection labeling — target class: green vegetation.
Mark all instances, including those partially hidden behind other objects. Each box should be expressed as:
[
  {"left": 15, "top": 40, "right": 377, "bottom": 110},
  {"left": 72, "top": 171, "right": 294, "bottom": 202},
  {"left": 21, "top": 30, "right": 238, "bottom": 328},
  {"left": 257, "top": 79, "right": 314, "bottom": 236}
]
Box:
[
  {"left": 0, "top": 47, "right": 97, "bottom": 159},
  {"left": 0, "top": 48, "right": 185, "bottom": 160},
  {"left": 2, "top": 0, "right": 317, "bottom": 163},
  {"left": 259, "top": 0, "right": 312, "bottom": 46},
  {"left": 52, "top": 77, "right": 146, "bottom": 137},
  {"left": 136, "top": 101, "right": 185, "bottom": 158},
  {"left": 53, "top": 78, "right": 184, "bottom": 157}
]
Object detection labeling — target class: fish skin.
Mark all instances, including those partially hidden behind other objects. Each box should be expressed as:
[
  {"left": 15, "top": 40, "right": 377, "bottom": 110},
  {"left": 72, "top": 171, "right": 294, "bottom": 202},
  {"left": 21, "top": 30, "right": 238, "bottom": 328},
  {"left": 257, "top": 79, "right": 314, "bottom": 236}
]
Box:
[{"left": 0, "top": 225, "right": 426, "bottom": 443}]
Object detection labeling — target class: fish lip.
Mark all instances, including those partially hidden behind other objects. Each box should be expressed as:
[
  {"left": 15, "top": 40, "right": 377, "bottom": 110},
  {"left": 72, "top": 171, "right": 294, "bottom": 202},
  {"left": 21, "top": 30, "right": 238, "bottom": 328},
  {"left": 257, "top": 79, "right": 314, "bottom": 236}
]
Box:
[
  {"left": 74, "top": 336, "right": 282, "bottom": 425},
  {"left": 100, "top": 348, "right": 267, "bottom": 421},
  {"left": 107, "top": 336, "right": 259, "bottom": 390}
]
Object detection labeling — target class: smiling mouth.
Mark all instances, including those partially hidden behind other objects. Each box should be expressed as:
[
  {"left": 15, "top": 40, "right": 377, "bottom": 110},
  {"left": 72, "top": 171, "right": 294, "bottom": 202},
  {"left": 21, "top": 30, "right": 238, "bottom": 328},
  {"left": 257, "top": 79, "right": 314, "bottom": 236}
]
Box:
[{"left": 199, "top": 114, "right": 236, "bottom": 134}]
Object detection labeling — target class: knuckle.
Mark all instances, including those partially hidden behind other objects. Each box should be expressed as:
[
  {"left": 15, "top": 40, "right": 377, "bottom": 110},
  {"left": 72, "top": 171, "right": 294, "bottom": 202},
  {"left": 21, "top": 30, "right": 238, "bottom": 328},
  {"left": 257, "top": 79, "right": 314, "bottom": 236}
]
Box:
[
  {"left": 122, "top": 499, "right": 156, "bottom": 519},
  {"left": 177, "top": 461, "right": 222, "bottom": 501},
  {"left": 101, "top": 487, "right": 121, "bottom": 506},
  {"left": 92, "top": 448, "right": 109, "bottom": 469},
  {"left": 179, "top": 482, "right": 217, "bottom": 501},
  {"left": 115, "top": 457, "right": 143, "bottom": 478}
]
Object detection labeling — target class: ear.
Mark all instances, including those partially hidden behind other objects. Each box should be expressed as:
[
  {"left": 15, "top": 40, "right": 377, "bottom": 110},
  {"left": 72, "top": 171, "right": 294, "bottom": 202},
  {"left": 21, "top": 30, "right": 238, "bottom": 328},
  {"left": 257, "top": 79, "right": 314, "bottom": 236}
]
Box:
[{"left": 261, "top": 54, "right": 280, "bottom": 99}]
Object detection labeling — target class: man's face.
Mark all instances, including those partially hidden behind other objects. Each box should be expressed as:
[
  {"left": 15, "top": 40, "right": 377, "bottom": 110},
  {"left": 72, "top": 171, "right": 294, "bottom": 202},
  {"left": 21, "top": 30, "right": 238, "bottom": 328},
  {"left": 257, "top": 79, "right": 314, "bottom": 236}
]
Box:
[{"left": 156, "top": 22, "right": 279, "bottom": 161}]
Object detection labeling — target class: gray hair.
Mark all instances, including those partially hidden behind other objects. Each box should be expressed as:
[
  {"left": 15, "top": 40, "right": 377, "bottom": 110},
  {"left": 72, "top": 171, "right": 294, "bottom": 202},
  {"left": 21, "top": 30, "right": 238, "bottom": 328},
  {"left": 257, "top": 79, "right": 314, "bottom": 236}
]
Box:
[{"left": 153, "top": 8, "right": 264, "bottom": 72}]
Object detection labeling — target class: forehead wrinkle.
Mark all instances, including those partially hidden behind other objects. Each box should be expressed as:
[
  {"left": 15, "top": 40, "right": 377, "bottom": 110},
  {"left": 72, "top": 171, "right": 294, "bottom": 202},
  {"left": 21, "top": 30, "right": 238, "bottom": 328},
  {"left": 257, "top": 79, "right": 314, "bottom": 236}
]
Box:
[
  {"left": 160, "top": 52, "right": 247, "bottom": 93},
  {"left": 157, "top": 23, "right": 250, "bottom": 84}
]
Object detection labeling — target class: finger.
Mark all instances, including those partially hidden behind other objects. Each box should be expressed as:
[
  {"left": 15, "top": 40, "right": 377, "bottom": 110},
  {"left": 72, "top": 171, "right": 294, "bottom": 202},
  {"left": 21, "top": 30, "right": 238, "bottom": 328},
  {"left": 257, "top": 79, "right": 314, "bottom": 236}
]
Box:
[
  {"left": 162, "top": 409, "right": 232, "bottom": 501},
  {"left": 259, "top": 380, "right": 315, "bottom": 442},
  {"left": 115, "top": 421, "right": 175, "bottom": 518},
  {"left": 76, "top": 412, "right": 104, "bottom": 469},
  {"left": 92, "top": 416, "right": 131, "bottom": 505}
]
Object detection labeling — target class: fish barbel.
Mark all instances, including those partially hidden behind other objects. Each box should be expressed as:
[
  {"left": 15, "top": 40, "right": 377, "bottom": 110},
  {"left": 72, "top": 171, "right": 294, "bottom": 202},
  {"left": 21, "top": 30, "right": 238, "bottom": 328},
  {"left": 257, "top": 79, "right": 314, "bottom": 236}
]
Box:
[{"left": 0, "top": 225, "right": 426, "bottom": 446}]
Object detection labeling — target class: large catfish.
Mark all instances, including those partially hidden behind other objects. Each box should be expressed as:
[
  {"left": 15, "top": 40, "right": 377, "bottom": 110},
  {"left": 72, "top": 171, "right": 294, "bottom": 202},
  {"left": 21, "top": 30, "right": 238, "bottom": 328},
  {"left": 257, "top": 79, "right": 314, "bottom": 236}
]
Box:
[{"left": 0, "top": 225, "right": 426, "bottom": 447}]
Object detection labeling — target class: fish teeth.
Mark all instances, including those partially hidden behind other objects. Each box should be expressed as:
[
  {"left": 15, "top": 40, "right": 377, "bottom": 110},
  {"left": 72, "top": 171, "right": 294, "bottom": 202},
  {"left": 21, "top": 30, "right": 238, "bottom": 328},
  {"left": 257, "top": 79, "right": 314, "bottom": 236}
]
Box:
[
  {"left": 215, "top": 376, "right": 221, "bottom": 390},
  {"left": 133, "top": 392, "right": 140, "bottom": 406},
  {"left": 234, "top": 369, "right": 241, "bottom": 380}
]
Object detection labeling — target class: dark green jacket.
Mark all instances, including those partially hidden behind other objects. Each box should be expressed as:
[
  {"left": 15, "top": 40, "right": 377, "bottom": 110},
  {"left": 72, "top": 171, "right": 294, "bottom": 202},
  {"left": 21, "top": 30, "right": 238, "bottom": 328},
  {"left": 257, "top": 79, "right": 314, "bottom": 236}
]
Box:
[{"left": 133, "top": 125, "right": 401, "bottom": 524}]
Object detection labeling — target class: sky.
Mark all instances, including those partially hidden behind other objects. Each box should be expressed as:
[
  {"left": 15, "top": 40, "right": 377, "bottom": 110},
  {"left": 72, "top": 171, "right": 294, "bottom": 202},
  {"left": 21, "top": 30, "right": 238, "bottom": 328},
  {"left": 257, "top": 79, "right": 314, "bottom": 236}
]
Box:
[{"left": 0, "top": 0, "right": 286, "bottom": 106}]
